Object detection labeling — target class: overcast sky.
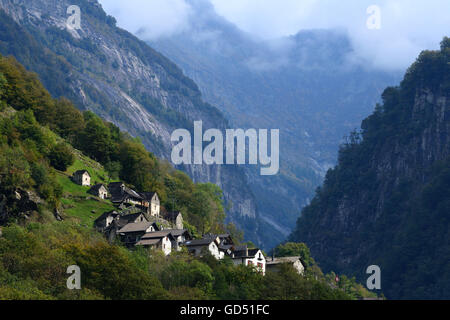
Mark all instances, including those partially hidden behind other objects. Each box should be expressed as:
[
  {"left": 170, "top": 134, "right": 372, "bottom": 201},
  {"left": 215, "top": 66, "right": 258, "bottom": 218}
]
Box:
[{"left": 99, "top": 0, "right": 450, "bottom": 71}]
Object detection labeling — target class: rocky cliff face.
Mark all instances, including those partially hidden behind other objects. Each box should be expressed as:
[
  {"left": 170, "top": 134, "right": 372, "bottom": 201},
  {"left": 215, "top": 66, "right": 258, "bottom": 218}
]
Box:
[
  {"left": 0, "top": 188, "right": 43, "bottom": 224},
  {"left": 0, "top": 0, "right": 259, "bottom": 242},
  {"left": 289, "top": 40, "right": 450, "bottom": 299}
]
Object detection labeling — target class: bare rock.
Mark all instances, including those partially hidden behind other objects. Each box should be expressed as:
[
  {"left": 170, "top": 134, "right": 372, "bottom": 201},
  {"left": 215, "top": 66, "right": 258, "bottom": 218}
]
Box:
[{"left": 54, "top": 208, "right": 64, "bottom": 221}]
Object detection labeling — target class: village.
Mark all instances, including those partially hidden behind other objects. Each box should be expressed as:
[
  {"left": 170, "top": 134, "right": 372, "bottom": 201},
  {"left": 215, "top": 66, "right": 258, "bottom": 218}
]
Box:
[{"left": 71, "top": 169, "right": 305, "bottom": 276}]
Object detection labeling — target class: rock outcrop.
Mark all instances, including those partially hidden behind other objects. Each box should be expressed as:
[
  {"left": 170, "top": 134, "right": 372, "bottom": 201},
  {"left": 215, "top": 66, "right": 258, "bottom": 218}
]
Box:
[{"left": 0, "top": 188, "right": 43, "bottom": 225}]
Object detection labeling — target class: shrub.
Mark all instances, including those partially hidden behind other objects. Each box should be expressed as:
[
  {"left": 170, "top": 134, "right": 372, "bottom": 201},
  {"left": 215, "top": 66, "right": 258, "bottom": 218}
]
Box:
[{"left": 48, "top": 143, "right": 74, "bottom": 171}]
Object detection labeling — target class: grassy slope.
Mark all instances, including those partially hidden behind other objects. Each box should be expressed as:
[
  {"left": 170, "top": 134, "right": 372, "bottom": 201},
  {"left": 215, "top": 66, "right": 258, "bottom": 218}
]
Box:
[
  {"left": 0, "top": 106, "right": 113, "bottom": 226},
  {"left": 56, "top": 152, "right": 117, "bottom": 227}
]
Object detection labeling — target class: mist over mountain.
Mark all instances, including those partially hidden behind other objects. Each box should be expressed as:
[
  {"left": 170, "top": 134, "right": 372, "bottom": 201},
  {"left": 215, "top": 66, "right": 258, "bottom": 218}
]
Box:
[
  {"left": 102, "top": 0, "right": 450, "bottom": 71},
  {"left": 147, "top": 0, "right": 402, "bottom": 248}
]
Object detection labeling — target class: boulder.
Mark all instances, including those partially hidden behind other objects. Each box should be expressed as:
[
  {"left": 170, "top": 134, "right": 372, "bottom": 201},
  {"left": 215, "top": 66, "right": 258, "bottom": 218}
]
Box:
[{"left": 0, "top": 188, "right": 44, "bottom": 225}]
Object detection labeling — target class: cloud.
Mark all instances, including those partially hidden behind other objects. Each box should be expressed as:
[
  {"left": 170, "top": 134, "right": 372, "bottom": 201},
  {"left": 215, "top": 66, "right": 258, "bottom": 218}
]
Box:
[
  {"left": 99, "top": 0, "right": 193, "bottom": 39},
  {"left": 210, "top": 0, "right": 450, "bottom": 70},
  {"left": 99, "top": 0, "right": 450, "bottom": 71}
]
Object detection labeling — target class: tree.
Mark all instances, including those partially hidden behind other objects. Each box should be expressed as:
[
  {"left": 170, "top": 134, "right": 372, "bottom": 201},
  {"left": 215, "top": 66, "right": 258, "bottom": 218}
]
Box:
[
  {"left": 0, "top": 73, "right": 6, "bottom": 110},
  {"left": 0, "top": 144, "right": 32, "bottom": 190},
  {"left": 119, "top": 140, "right": 159, "bottom": 192},
  {"left": 0, "top": 72, "right": 6, "bottom": 94},
  {"left": 274, "top": 242, "right": 314, "bottom": 266},
  {"left": 54, "top": 98, "right": 85, "bottom": 143},
  {"left": 48, "top": 143, "right": 75, "bottom": 171},
  {"left": 77, "top": 112, "right": 115, "bottom": 163},
  {"left": 104, "top": 161, "right": 121, "bottom": 182},
  {"left": 161, "top": 260, "right": 214, "bottom": 295}
]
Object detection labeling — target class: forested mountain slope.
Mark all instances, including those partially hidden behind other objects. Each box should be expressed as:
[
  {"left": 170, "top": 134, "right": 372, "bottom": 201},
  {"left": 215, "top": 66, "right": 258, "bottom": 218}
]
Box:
[
  {"left": 289, "top": 38, "right": 450, "bottom": 299},
  {"left": 0, "top": 0, "right": 261, "bottom": 245},
  {"left": 0, "top": 53, "right": 375, "bottom": 300}
]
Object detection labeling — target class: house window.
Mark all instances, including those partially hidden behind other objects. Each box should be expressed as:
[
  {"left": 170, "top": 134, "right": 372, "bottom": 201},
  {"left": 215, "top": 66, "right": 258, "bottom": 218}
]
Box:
[
  {"left": 257, "top": 263, "right": 263, "bottom": 269},
  {"left": 248, "top": 260, "right": 253, "bottom": 266}
]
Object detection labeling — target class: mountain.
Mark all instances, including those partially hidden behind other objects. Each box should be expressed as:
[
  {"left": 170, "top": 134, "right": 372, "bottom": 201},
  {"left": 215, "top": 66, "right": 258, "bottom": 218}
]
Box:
[
  {"left": 149, "top": 0, "right": 402, "bottom": 248},
  {"left": 289, "top": 39, "right": 450, "bottom": 299},
  {"left": 0, "top": 53, "right": 374, "bottom": 300},
  {"left": 0, "top": 0, "right": 261, "bottom": 245}
]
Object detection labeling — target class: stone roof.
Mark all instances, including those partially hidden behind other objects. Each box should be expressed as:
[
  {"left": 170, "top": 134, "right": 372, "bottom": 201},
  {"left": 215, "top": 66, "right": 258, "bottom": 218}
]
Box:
[
  {"left": 120, "top": 213, "right": 147, "bottom": 224},
  {"left": 266, "top": 256, "right": 302, "bottom": 265},
  {"left": 146, "top": 216, "right": 171, "bottom": 228},
  {"left": 233, "top": 246, "right": 263, "bottom": 259},
  {"left": 184, "top": 238, "right": 216, "bottom": 247},
  {"left": 89, "top": 184, "right": 106, "bottom": 192},
  {"left": 166, "top": 229, "right": 190, "bottom": 238},
  {"left": 108, "top": 182, "right": 143, "bottom": 203},
  {"left": 139, "top": 192, "right": 157, "bottom": 201},
  {"left": 73, "top": 170, "right": 90, "bottom": 176},
  {"left": 118, "top": 221, "right": 153, "bottom": 233},
  {"left": 204, "top": 233, "right": 234, "bottom": 245},
  {"left": 94, "top": 210, "right": 119, "bottom": 223},
  {"left": 135, "top": 238, "right": 161, "bottom": 246},
  {"left": 142, "top": 230, "right": 172, "bottom": 239}
]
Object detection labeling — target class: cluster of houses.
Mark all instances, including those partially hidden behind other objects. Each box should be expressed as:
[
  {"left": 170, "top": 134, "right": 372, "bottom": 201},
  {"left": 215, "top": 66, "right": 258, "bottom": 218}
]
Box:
[{"left": 72, "top": 170, "right": 305, "bottom": 276}]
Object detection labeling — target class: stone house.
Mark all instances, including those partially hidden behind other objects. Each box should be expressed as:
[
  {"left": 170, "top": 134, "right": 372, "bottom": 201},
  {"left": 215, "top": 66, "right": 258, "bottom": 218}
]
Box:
[
  {"left": 117, "top": 221, "right": 161, "bottom": 247},
  {"left": 88, "top": 184, "right": 108, "bottom": 199},
  {"left": 266, "top": 256, "right": 305, "bottom": 275},
  {"left": 166, "top": 229, "right": 192, "bottom": 251},
  {"left": 135, "top": 230, "right": 175, "bottom": 256},
  {"left": 94, "top": 212, "right": 148, "bottom": 232},
  {"left": 94, "top": 210, "right": 120, "bottom": 232},
  {"left": 120, "top": 212, "right": 148, "bottom": 224},
  {"left": 232, "top": 246, "right": 266, "bottom": 275},
  {"left": 204, "top": 234, "right": 235, "bottom": 256},
  {"left": 139, "top": 192, "right": 160, "bottom": 217},
  {"left": 164, "top": 211, "right": 184, "bottom": 229},
  {"left": 72, "top": 170, "right": 91, "bottom": 186},
  {"left": 108, "top": 182, "right": 143, "bottom": 206},
  {"left": 184, "top": 237, "right": 224, "bottom": 260}
]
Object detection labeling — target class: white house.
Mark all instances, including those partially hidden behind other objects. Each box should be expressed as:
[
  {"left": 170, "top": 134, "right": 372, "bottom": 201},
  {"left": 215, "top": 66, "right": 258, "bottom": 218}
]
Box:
[
  {"left": 139, "top": 192, "right": 160, "bottom": 217},
  {"left": 184, "top": 237, "right": 224, "bottom": 260},
  {"left": 135, "top": 231, "right": 174, "bottom": 256},
  {"left": 73, "top": 170, "right": 91, "bottom": 186},
  {"left": 232, "top": 246, "right": 266, "bottom": 275},
  {"left": 118, "top": 221, "right": 159, "bottom": 247},
  {"left": 88, "top": 184, "right": 108, "bottom": 199}
]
